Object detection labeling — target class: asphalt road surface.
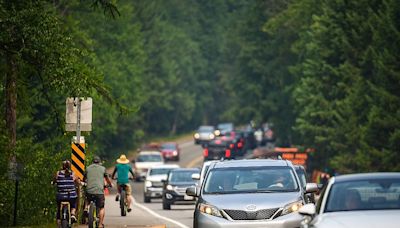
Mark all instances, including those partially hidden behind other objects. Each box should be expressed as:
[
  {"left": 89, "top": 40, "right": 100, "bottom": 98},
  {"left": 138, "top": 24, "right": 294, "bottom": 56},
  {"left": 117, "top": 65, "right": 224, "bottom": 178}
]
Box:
[{"left": 83, "top": 140, "right": 204, "bottom": 228}]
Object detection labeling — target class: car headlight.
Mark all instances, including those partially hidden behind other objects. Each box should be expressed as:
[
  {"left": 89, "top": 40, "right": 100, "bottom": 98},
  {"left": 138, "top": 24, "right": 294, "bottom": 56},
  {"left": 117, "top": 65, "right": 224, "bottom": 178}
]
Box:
[
  {"left": 214, "top": 130, "right": 221, "bottom": 136},
  {"left": 166, "top": 184, "right": 173, "bottom": 190},
  {"left": 172, "top": 150, "right": 178, "bottom": 156},
  {"left": 145, "top": 180, "right": 152, "bottom": 188},
  {"left": 282, "top": 200, "right": 303, "bottom": 215},
  {"left": 199, "top": 203, "right": 223, "bottom": 218},
  {"left": 194, "top": 133, "right": 200, "bottom": 139},
  {"left": 209, "top": 134, "right": 215, "bottom": 139}
]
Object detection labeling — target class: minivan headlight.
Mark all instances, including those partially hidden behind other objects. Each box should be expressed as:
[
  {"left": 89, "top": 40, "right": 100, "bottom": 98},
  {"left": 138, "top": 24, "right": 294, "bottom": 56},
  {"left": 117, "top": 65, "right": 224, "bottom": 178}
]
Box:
[
  {"left": 282, "top": 200, "right": 303, "bottom": 215},
  {"left": 145, "top": 180, "right": 152, "bottom": 188},
  {"left": 194, "top": 133, "right": 200, "bottom": 139},
  {"left": 199, "top": 203, "right": 223, "bottom": 218},
  {"left": 166, "top": 184, "right": 173, "bottom": 190}
]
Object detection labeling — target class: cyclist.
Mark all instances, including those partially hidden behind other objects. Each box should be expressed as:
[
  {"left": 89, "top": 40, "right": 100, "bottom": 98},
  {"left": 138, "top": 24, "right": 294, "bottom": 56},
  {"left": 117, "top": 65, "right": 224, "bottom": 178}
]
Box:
[
  {"left": 53, "top": 159, "right": 80, "bottom": 227},
  {"left": 111, "top": 154, "right": 135, "bottom": 212},
  {"left": 84, "top": 156, "right": 112, "bottom": 228}
]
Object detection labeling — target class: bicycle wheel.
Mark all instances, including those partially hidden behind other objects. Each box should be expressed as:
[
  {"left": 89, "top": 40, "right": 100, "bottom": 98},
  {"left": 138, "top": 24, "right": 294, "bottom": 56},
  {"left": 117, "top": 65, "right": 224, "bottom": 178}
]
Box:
[
  {"left": 120, "top": 190, "right": 127, "bottom": 216},
  {"left": 60, "top": 205, "right": 70, "bottom": 228},
  {"left": 88, "top": 202, "right": 96, "bottom": 228}
]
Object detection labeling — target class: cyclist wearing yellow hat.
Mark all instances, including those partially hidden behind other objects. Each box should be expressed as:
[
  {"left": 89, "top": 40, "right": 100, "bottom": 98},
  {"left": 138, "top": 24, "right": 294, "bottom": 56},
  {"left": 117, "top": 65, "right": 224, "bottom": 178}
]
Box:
[{"left": 111, "top": 154, "right": 135, "bottom": 212}]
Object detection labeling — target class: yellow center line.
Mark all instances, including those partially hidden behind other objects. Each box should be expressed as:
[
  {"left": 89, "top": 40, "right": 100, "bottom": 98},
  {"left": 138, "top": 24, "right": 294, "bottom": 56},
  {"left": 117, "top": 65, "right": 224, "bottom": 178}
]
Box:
[{"left": 186, "top": 155, "right": 203, "bottom": 168}]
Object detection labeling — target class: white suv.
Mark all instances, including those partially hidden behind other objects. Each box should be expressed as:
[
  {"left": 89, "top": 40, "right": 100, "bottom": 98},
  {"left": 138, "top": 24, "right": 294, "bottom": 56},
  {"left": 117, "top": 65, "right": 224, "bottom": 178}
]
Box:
[
  {"left": 133, "top": 151, "right": 164, "bottom": 181},
  {"left": 144, "top": 164, "right": 180, "bottom": 203}
]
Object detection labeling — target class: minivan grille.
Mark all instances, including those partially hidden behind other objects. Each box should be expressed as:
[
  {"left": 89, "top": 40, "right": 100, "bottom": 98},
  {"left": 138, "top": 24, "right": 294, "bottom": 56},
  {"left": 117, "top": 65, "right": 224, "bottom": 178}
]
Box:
[{"left": 223, "top": 208, "right": 279, "bottom": 220}]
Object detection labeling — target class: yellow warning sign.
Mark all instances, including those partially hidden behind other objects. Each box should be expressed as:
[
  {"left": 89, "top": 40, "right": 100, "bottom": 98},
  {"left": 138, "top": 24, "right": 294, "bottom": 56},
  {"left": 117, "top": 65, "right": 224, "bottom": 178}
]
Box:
[{"left": 71, "top": 143, "right": 85, "bottom": 180}]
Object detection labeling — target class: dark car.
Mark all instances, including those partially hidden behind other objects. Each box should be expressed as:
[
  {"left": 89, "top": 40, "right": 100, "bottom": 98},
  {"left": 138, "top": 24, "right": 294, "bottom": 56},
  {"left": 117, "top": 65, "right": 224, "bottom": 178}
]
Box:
[
  {"left": 160, "top": 142, "right": 180, "bottom": 161},
  {"left": 162, "top": 168, "right": 200, "bottom": 210},
  {"left": 203, "top": 137, "right": 234, "bottom": 161},
  {"left": 214, "top": 122, "right": 234, "bottom": 136},
  {"left": 294, "top": 165, "right": 315, "bottom": 203}
]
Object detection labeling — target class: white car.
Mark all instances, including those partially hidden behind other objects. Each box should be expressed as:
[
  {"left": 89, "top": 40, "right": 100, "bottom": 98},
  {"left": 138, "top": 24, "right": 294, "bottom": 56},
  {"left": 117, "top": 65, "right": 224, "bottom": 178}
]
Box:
[
  {"left": 299, "top": 172, "right": 400, "bottom": 228},
  {"left": 133, "top": 151, "right": 164, "bottom": 181},
  {"left": 144, "top": 164, "right": 180, "bottom": 203}
]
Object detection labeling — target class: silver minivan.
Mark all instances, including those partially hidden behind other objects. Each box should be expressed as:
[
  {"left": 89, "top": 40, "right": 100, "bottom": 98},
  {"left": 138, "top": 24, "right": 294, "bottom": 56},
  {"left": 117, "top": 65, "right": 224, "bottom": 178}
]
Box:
[{"left": 187, "top": 159, "right": 318, "bottom": 228}]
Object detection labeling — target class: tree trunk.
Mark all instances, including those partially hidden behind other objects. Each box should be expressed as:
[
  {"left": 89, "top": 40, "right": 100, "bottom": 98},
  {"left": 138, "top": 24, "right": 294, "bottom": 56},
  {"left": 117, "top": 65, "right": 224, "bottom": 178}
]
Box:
[
  {"left": 171, "top": 113, "right": 177, "bottom": 135},
  {"left": 5, "top": 53, "right": 17, "bottom": 151}
]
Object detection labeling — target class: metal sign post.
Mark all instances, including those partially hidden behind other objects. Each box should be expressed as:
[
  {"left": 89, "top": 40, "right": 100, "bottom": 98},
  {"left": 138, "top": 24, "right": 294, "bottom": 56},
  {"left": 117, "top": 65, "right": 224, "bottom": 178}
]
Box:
[{"left": 76, "top": 98, "right": 81, "bottom": 144}]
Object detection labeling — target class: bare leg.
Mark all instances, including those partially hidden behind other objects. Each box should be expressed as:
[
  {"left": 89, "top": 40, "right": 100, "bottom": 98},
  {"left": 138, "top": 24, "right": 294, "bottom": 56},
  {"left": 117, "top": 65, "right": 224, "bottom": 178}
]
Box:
[
  {"left": 127, "top": 195, "right": 132, "bottom": 209},
  {"left": 99, "top": 207, "right": 105, "bottom": 227}
]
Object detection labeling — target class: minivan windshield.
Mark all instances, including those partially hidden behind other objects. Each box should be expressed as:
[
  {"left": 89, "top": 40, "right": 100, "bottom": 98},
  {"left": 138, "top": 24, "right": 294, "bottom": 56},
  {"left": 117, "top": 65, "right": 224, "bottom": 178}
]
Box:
[
  {"left": 169, "top": 170, "right": 199, "bottom": 183},
  {"left": 203, "top": 166, "right": 299, "bottom": 194}
]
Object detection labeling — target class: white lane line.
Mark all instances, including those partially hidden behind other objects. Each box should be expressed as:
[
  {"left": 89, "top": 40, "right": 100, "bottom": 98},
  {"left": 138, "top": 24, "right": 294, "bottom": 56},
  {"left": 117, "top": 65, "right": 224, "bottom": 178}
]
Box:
[{"left": 132, "top": 199, "right": 189, "bottom": 228}]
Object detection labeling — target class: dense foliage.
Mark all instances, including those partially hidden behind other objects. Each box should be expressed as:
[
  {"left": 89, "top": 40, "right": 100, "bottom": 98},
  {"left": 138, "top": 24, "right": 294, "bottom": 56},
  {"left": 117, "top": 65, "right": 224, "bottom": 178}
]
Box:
[{"left": 0, "top": 0, "right": 399, "bottom": 225}]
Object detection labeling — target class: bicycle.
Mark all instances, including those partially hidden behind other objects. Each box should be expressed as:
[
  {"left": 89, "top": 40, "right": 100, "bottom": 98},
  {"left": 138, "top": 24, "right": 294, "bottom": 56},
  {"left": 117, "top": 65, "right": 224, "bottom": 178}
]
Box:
[
  {"left": 59, "top": 201, "right": 72, "bottom": 228},
  {"left": 119, "top": 184, "right": 129, "bottom": 216},
  {"left": 87, "top": 197, "right": 100, "bottom": 228}
]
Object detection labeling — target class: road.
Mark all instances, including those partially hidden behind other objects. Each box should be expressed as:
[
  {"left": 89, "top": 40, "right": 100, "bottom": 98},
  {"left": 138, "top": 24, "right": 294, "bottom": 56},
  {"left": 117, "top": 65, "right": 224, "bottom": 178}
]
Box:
[{"left": 90, "top": 140, "right": 204, "bottom": 228}]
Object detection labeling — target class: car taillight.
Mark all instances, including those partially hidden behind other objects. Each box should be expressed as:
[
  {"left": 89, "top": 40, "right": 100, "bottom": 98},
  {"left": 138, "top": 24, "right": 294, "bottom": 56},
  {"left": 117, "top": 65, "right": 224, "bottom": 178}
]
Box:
[
  {"left": 238, "top": 142, "right": 243, "bottom": 148},
  {"left": 229, "top": 144, "right": 234, "bottom": 149},
  {"left": 203, "top": 148, "right": 209, "bottom": 157},
  {"left": 225, "top": 149, "right": 231, "bottom": 158}
]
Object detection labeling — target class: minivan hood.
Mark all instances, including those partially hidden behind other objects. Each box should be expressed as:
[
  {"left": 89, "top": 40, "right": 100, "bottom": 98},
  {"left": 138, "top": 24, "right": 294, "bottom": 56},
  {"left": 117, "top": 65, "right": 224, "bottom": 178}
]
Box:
[
  {"left": 146, "top": 174, "right": 168, "bottom": 182},
  {"left": 202, "top": 192, "right": 301, "bottom": 210}
]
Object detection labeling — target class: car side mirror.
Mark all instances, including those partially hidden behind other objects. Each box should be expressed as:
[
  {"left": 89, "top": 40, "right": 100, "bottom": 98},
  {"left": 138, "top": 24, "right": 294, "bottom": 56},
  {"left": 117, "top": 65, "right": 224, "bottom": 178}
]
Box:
[
  {"left": 192, "top": 173, "right": 200, "bottom": 180},
  {"left": 305, "top": 183, "right": 319, "bottom": 193},
  {"left": 298, "top": 203, "right": 316, "bottom": 216},
  {"left": 186, "top": 186, "right": 199, "bottom": 197}
]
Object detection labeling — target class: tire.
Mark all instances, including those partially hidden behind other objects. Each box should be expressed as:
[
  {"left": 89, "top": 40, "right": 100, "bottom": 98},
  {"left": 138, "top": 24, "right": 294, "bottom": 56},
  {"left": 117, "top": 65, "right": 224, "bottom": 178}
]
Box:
[
  {"left": 120, "top": 190, "right": 127, "bottom": 216},
  {"left": 88, "top": 202, "right": 96, "bottom": 228},
  {"left": 61, "top": 219, "right": 69, "bottom": 228},
  {"left": 144, "top": 194, "right": 151, "bottom": 203},
  {"left": 162, "top": 200, "right": 171, "bottom": 210},
  {"left": 60, "top": 206, "right": 70, "bottom": 228}
]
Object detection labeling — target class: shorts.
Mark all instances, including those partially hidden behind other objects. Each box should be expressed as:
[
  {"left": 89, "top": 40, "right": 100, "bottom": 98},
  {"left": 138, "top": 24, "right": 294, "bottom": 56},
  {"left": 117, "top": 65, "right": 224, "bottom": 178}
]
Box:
[
  {"left": 86, "top": 193, "right": 105, "bottom": 209},
  {"left": 118, "top": 183, "right": 132, "bottom": 196},
  {"left": 56, "top": 198, "right": 77, "bottom": 219}
]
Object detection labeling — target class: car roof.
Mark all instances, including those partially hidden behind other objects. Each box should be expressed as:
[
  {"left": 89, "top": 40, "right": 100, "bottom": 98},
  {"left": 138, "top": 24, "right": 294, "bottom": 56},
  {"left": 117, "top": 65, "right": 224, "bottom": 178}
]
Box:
[
  {"left": 150, "top": 164, "right": 180, "bottom": 169},
  {"left": 170, "top": 168, "right": 200, "bottom": 172},
  {"left": 138, "top": 151, "right": 162, "bottom": 155},
  {"left": 333, "top": 172, "right": 400, "bottom": 183},
  {"left": 212, "top": 159, "right": 291, "bottom": 168}
]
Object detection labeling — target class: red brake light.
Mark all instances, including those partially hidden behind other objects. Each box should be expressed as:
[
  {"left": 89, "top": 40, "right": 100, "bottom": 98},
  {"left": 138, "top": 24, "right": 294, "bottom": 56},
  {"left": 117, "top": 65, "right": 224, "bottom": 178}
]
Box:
[
  {"left": 203, "top": 148, "right": 209, "bottom": 157},
  {"left": 238, "top": 142, "right": 243, "bottom": 148},
  {"left": 225, "top": 149, "right": 231, "bottom": 158},
  {"left": 230, "top": 144, "right": 234, "bottom": 149}
]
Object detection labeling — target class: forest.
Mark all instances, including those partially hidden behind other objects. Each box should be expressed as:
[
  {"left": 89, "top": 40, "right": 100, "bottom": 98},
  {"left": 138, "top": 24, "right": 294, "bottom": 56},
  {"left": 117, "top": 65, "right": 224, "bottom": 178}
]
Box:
[{"left": 0, "top": 0, "right": 399, "bottom": 225}]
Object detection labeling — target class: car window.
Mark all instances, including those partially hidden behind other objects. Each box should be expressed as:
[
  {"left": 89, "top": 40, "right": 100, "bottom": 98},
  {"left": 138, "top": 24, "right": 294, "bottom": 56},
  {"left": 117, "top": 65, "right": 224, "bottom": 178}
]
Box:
[
  {"left": 199, "top": 126, "right": 214, "bottom": 132},
  {"left": 325, "top": 179, "right": 400, "bottom": 212},
  {"left": 295, "top": 168, "right": 307, "bottom": 189},
  {"left": 203, "top": 166, "right": 299, "bottom": 194},
  {"left": 161, "top": 144, "right": 176, "bottom": 150},
  {"left": 150, "top": 168, "right": 174, "bottom": 176},
  {"left": 169, "top": 170, "right": 199, "bottom": 183},
  {"left": 137, "top": 154, "right": 162, "bottom": 162}
]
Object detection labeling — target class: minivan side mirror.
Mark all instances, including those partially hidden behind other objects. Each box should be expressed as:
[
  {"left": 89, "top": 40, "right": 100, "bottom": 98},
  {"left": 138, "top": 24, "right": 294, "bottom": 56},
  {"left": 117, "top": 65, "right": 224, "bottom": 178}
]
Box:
[
  {"left": 305, "top": 183, "right": 319, "bottom": 193},
  {"left": 192, "top": 173, "right": 200, "bottom": 180},
  {"left": 298, "top": 203, "right": 316, "bottom": 216},
  {"left": 186, "top": 186, "right": 199, "bottom": 197}
]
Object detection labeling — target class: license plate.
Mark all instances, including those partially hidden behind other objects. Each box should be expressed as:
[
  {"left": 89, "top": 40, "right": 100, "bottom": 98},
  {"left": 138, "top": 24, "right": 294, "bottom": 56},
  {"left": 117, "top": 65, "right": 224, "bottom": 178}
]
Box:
[{"left": 184, "top": 194, "right": 194, "bottom": 200}]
